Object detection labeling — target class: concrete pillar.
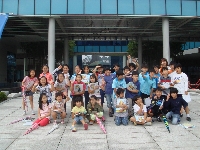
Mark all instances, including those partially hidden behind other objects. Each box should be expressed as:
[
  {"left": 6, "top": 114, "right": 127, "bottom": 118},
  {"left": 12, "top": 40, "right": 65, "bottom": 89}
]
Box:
[
  {"left": 162, "top": 18, "right": 170, "bottom": 62},
  {"left": 123, "top": 55, "right": 126, "bottom": 67},
  {"left": 64, "top": 38, "right": 69, "bottom": 64},
  {"left": 23, "top": 58, "right": 26, "bottom": 77},
  {"left": 73, "top": 55, "right": 77, "bottom": 74},
  {"left": 48, "top": 18, "right": 55, "bottom": 74},
  {"left": 138, "top": 37, "right": 142, "bottom": 72}
]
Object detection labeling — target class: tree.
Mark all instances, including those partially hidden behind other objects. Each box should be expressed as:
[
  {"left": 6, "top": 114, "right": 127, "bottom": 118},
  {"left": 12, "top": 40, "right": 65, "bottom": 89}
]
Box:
[{"left": 127, "top": 41, "right": 138, "bottom": 57}]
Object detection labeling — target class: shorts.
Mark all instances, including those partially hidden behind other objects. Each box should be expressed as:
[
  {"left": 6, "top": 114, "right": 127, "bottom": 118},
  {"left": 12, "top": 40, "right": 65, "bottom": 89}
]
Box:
[
  {"left": 74, "top": 116, "right": 84, "bottom": 122},
  {"left": 24, "top": 91, "right": 34, "bottom": 96}
]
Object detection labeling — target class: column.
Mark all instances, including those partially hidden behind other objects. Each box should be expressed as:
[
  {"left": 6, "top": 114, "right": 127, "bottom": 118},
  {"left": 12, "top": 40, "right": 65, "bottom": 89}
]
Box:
[
  {"left": 64, "top": 38, "right": 69, "bottom": 64},
  {"left": 73, "top": 55, "right": 77, "bottom": 74},
  {"left": 23, "top": 58, "right": 26, "bottom": 77},
  {"left": 123, "top": 55, "right": 126, "bottom": 67},
  {"left": 48, "top": 18, "right": 55, "bottom": 74},
  {"left": 138, "top": 36, "right": 142, "bottom": 72},
  {"left": 162, "top": 18, "right": 170, "bottom": 62}
]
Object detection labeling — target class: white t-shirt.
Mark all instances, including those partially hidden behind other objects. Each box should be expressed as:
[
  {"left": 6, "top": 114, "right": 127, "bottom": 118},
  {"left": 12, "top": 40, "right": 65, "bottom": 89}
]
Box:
[
  {"left": 133, "top": 104, "right": 147, "bottom": 115},
  {"left": 171, "top": 72, "right": 188, "bottom": 94},
  {"left": 36, "top": 84, "right": 52, "bottom": 102},
  {"left": 54, "top": 80, "right": 68, "bottom": 92},
  {"left": 169, "top": 71, "right": 176, "bottom": 78}
]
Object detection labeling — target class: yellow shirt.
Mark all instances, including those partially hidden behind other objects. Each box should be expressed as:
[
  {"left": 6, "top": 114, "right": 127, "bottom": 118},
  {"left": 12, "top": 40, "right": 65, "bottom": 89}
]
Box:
[{"left": 71, "top": 106, "right": 86, "bottom": 114}]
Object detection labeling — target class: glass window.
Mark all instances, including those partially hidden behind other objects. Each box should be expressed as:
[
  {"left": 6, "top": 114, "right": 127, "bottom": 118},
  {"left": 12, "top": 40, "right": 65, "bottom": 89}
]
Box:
[
  {"left": 68, "top": 0, "right": 83, "bottom": 14},
  {"left": 166, "top": 0, "right": 181, "bottom": 15},
  {"left": 78, "top": 46, "right": 84, "bottom": 52},
  {"left": 85, "top": 46, "right": 92, "bottom": 52},
  {"left": 51, "top": 0, "right": 67, "bottom": 14},
  {"left": 198, "top": 1, "right": 200, "bottom": 16},
  {"left": 101, "top": 0, "right": 117, "bottom": 14},
  {"left": 115, "top": 46, "right": 121, "bottom": 52},
  {"left": 74, "top": 46, "right": 78, "bottom": 52},
  {"left": 134, "top": 0, "right": 150, "bottom": 15},
  {"left": 19, "top": 0, "right": 34, "bottom": 15},
  {"left": 118, "top": 0, "right": 133, "bottom": 14},
  {"left": 107, "top": 46, "right": 114, "bottom": 52},
  {"left": 100, "top": 46, "right": 107, "bottom": 52},
  {"left": 85, "top": 0, "right": 100, "bottom": 14},
  {"left": 150, "top": 0, "right": 165, "bottom": 15},
  {"left": 35, "top": 0, "right": 50, "bottom": 15},
  {"left": 92, "top": 46, "right": 99, "bottom": 52},
  {"left": 182, "top": 0, "right": 196, "bottom": 16},
  {"left": 122, "top": 46, "right": 127, "bottom": 52},
  {"left": 3, "top": 0, "right": 18, "bottom": 15}
]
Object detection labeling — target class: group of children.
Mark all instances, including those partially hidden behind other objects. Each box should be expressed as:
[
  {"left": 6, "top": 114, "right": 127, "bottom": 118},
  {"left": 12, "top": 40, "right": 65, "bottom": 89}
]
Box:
[{"left": 21, "top": 57, "right": 192, "bottom": 132}]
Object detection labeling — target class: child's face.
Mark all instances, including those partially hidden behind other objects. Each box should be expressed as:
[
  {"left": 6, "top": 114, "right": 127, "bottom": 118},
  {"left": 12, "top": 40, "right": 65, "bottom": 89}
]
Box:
[
  {"left": 42, "top": 95, "right": 47, "bottom": 103},
  {"left": 114, "top": 66, "right": 119, "bottom": 72},
  {"left": 76, "top": 75, "right": 82, "bottom": 82},
  {"left": 105, "top": 70, "right": 111, "bottom": 76},
  {"left": 135, "top": 97, "right": 142, "bottom": 104},
  {"left": 124, "top": 69, "right": 130, "bottom": 74},
  {"left": 90, "top": 76, "right": 95, "bottom": 83},
  {"left": 171, "top": 93, "right": 177, "bottom": 99},
  {"left": 76, "top": 101, "right": 82, "bottom": 107},
  {"left": 75, "top": 66, "right": 80, "bottom": 74},
  {"left": 176, "top": 67, "right": 181, "bottom": 74},
  {"left": 155, "top": 90, "right": 162, "bottom": 98},
  {"left": 90, "top": 98, "right": 96, "bottom": 105},
  {"left": 63, "top": 66, "right": 69, "bottom": 73},
  {"left": 130, "top": 66, "right": 134, "bottom": 71},
  {"left": 161, "top": 61, "right": 167, "bottom": 66},
  {"left": 30, "top": 70, "right": 35, "bottom": 77},
  {"left": 58, "top": 74, "right": 64, "bottom": 82},
  {"left": 84, "top": 67, "right": 89, "bottom": 74},
  {"left": 98, "top": 67, "right": 103, "bottom": 73},
  {"left": 118, "top": 92, "right": 124, "bottom": 98},
  {"left": 43, "top": 66, "right": 49, "bottom": 73},
  {"left": 56, "top": 95, "right": 62, "bottom": 102},
  {"left": 162, "top": 69, "right": 168, "bottom": 75},
  {"left": 170, "top": 65, "right": 174, "bottom": 70},
  {"left": 141, "top": 67, "right": 148, "bottom": 73},
  {"left": 149, "top": 72, "right": 155, "bottom": 78},
  {"left": 154, "top": 67, "right": 159, "bottom": 73},
  {"left": 132, "top": 75, "right": 138, "bottom": 81},
  {"left": 40, "top": 77, "right": 47, "bottom": 85},
  {"left": 117, "top": 75, "right": 124, "bottom": 80}
]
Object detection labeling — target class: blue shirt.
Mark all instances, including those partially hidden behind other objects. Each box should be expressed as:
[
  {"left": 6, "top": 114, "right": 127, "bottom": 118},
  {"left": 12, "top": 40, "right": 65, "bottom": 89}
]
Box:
[
  {"left": 125, "top": 77, "right": 140, "bottom": 98},
  {"left": 140, "top": 75, "right": 156, "bottom": 95},
  {"left": 112, "top": 78, "right": 126, "bottom": 98},
  {"left": 104, "top": 74, "right": 115, "bottom": 94},
  {"left": 154, "top": 73, "right": 161, "bottom": 88}
]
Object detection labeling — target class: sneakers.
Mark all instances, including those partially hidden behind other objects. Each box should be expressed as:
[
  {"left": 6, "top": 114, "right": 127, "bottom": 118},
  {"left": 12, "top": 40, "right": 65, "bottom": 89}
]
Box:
[
  {"left": 61, "top": 119, "right": 64, "bottom": 124},
  {"left": 145, "top": 122, "right": 152, "bottom": 126},
  {"left": 133, "top": 122, "right": 137, "bottom": 126},
  {"left": 31, "top": 111, "right": 35, "bottom": 115},
  {"left": 89, "top": 121, "right": 94, "bottom": 125},
  {"left": 157, "top": 117, "right": 162, "bottom": 122},
  {"left": 186, "top": 117, "right": 191, "bottom": 122},
  {"left": 109, "top": 112, "right": 113, "bottom": 117},
  {"left": 22, "top": 110, "right": 26, "bottom": 116},
  {"left": 71, "top": 126, "right": 77, "bottom": 132},
  {"left": 84, "top": 123, "right": 88, "bottom": 130}
]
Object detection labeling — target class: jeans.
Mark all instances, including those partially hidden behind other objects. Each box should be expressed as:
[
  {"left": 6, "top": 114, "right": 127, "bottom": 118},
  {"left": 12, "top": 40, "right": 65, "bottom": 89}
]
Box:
[
  {"left": 127, "top": 98, "right": 133, "bottom": 116},
  {"left": 115, "top": 116, "right": 128, "bottom": 126},
  {"left": 84, "top": 91, "right": 89, "bottom": 109},
  {"left": 105, "top": 94, "right": 113, "bottom": 108},
  {"left": 166, "top": 111, "right": 180, "bottom": 125},
  {"left": 100, "top": 89, "right": 105, "bottom": 105}
]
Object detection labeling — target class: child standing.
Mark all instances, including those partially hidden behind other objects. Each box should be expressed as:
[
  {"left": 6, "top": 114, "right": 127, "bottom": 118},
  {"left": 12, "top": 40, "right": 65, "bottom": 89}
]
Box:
[
  {"left": 165, "top": 87, "right": 191, "bottom": 124},
  {"left": 32, "top": 76, "right": 54, "bottom": 103},
  {"left": 33, "top": 93, "right": 50, "bottom": 126},
  {"left": 39, "top": 65, "right": 53, "bottom": 84},
  {"left": 54, "top": 73, "right": 68, "bottom": 97},
  {"left": 22, "top": 69, "right": 38, "bottom": 115},
  {"left": 153, "top": 65, "right": 161, "bottom": 88},
  {"left": 125, "top": 71, "right": 140, "bottom": 118},
  {"left": 87, "top": 95, "right": 104, "bottom": 125},
  {"left": 70, "top": 65, "right": 82, "bottom": 82},
  {"left": 130, "top": 96, "right": 152, "bottom": 125},
  {"left": 88, "top": 74, "right": 100, "bottom": 98},
  {"left": 51, "top": 92, "right": 70, "bottom": 125},
  {"left": 71, "top": 96, "right": 88, "bottom": 132},
  {"left": 113, "top": 88, "right": 129, "bottom": 126},
  {"left": 104, "top": 68, "right": 115, "bottom": 117}
]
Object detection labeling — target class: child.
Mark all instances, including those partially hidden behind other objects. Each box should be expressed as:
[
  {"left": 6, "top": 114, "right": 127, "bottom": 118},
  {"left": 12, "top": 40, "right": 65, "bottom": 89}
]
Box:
[
  {"left": 32, "top": 76, "right": 54, "bottom": 103},
  {"left": 113, "top": 88, "right": 129, "bottom": 126},
  {"left": 113, "top": 63, "right": 120, "bottom": 78},
  {"left": 87, "top": 95, "right": 104, "bottom": 125},
  {"left": 130, "top": 96, "right": 152, "bottom": 125},
  {"left": 138, "top": 64, "right": 149, "bottom": 87},
  {"left": 22, "top": 69, "right": 38, "bottom": 115},
  {"left": 125, "top": 71, "right": 140, "bottom": 117},
  {"left": 169, "top": 61, "right": 176, "bottom": 78},
  {"left": 88, "top": 74, "right": 100, "bottom": 98},
  {"left": 164, "top": 87, "right": 191, "bottom": 124},
  {"left": 33, "top": 93, "right": 50, "bottom": 126},
  {"left": 70, "top": 65, "right": 82, "bottom": 82},
  {"left": 82, "top": 65, "right": 92, "bottom": 108},
  {"left": 51, "top": 92, "right": 70, "bottom": 125},
  {"left": 39, "top": 65, "right": 53, "bottom": 84},
  {"left": 71, "top": 96, "right": 88, "bottom": 132},
  {"left": 153, "top": 65, "right": 161, "bottom": 88},
  {"left": 158, "top": 67, "right": 171, "bottom": 97},
  {"left": 147, "top": 88, "right": 166, "bottom": 122},
  {"left": 54, "top": 73, "right": 68, "bottom": 97},
  {"left": 112, "top": 70, "right": 126, "bottom": 99},
  {"left": 52, "top": 64, "right": 70, "bottom": 87},
  {"left": 140, "top": 69, "right": 156, "bottom": 102},
  {"left": 123, "top": 66, "right": 131, "bottom": 78},
  {"left": 104, "top": 68, "right": 115, "bottom": 117},
  {"left": 129, "top": 63, "right": 136, "bottom": 73}
]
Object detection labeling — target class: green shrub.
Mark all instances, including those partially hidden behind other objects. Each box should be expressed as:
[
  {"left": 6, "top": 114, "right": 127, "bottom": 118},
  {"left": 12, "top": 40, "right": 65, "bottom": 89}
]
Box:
[{"left": 0, "top": 92, "right": 7, "bottom": 102}]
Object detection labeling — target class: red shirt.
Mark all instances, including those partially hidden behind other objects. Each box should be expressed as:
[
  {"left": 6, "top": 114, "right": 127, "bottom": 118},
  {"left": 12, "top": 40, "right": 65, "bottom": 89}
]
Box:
[{"left": 71, "top": 81, "right": 86, "bottom": 96}]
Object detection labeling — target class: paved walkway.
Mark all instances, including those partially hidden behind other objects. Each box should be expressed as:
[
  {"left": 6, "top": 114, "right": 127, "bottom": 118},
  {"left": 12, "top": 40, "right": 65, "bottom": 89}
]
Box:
[{"left": 0, "top": 93, "right": 200, "bottom": 150}]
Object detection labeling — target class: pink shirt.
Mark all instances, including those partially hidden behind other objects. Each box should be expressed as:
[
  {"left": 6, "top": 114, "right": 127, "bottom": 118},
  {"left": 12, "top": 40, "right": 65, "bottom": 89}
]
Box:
[
  {"left": 71, "top": 81, "right": 86, "bottom": 96},
  {"left": 22, "top": 76, "right": 38, "bottom": 91},
  {"left": 39, "top": 72, "right": 53, "bottom": 83},
  {"left": 40, "top": 103, "right": 50, "bottom": 119}
]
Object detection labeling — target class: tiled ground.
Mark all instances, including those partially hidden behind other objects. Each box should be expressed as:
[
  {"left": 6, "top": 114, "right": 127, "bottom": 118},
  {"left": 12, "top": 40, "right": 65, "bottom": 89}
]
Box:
[{"left": 0, "top": 93, "right": 200, "bottom": 150}]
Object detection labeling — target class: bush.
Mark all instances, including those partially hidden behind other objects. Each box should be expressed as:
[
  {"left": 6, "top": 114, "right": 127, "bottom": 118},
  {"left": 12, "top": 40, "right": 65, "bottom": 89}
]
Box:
[{"left": 0, "top": 92, "right": 7, "bottom": 102}]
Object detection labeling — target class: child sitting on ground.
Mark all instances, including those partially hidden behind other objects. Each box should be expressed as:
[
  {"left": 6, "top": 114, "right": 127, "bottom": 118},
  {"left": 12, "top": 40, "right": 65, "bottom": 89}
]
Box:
[
  {"left": 51, "top": 92, "right": 70, "bottom": 125},
  {"left": 113, "top": 88, "right": 129, "bottom": 126},
  {"left": 164, "top": 87, "right": 191, "bottom": 125},
  {"left": 87, "top": 95, "right": 104, "bottom": 125},
  {"left": 130, "top": 95, "right": 152, "bottom": 126},
  {"left": 148, "top": 88, "right": 166, "bottom": 122},
  {"left": 71, "top": 96, "right": 88, "bottom": 132}
]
